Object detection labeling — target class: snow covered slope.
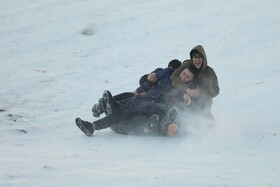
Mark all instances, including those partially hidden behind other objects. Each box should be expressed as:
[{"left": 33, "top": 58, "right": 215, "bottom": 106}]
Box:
[{"left": 0, "top": 0, "right": 280, "bottom": 186}]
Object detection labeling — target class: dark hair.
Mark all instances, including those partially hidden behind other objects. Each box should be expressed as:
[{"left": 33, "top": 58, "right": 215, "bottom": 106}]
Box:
[
  {"left": 168, "top": 59, "right": 182, "bottom": 69},
  {"left": 185, "top": 64, "right": 198, "bottom": 76},
  {"left": 190, "top": 50, "right": 203, "bottom": 58}
]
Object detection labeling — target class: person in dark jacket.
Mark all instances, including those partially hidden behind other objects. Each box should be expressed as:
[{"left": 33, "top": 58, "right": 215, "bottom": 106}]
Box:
[
  {"left": 75, "top": 64, "right": 198, "bottom": 137},
  {"left": 135, "top": 59, "right": 182, "bottom": 98},
  {"left": 92, "top": 59, "right": 182, "bottom": 117}
]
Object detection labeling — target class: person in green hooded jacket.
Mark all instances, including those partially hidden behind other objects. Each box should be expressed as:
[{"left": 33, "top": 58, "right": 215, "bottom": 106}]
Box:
[{"left": 171, "top": 45, "right": 219, "bottom": 118}]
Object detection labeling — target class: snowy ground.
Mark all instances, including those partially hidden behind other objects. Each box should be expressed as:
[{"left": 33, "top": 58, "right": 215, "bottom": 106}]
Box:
[{"left": 1, "top": 0, "right": 280, "bottom": 186}]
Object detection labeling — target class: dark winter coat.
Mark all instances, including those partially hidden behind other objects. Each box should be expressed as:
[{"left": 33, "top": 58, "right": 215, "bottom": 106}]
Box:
[
  {"left": 170, "top": 45, "right": 219, "bottom": 111},
  {"left": 136, "top": 67, "right": 176, "bottom": 99},
  {"left": 136, "top": 68, "right": 163, "bottom": 93}
]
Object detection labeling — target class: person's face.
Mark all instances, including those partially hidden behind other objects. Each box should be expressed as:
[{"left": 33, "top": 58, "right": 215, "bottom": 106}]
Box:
[
  {"left": 179, "top": 68, "right": 194, "bottom": 83},
  {"left": 192, "top": 56, "right": 203, "bottom": 69}
]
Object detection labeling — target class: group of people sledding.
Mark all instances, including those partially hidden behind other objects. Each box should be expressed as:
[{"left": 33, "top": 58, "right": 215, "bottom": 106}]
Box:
[{"left": 75, "top": 45, "right": 220, "bottom": 137}]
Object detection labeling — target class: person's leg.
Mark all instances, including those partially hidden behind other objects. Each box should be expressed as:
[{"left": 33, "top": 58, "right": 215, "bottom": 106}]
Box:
[
  {"left": 94, "top": 96, "right": 165, "bottom": 130},
  {"left": 113, "top": 92, "right": 135, "bottom": 103},
  {"left": 146, "top": 105, "right": 180, "bottom": 136},
  {"left": 75, "top": 117, "right": 95, "bottom": 137},
  {"left": 77, "top": 97, "right": 178, "bottom": 136},
  {"left": 103, "top": 91, "right": 135, "bottom": 113},
  {"left": 92, "top": 91, "right": 135, "bottom": 117}
]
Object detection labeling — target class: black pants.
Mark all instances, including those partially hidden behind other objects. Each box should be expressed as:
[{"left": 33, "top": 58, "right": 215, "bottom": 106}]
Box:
[
  {"left": 112, "top": 92, "right": 135, "bottom": 106},
  {"left": 94, "top": 96, "right": 166, "bottom": 130}
]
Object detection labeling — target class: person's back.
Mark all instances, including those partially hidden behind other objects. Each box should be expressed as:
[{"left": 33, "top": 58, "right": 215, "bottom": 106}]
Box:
[
  {"left": 136, "top": 59, "right": 182, "bottom": 99},
  {"left": 142, "top": 66, "right": 176, "bottom": 99}
]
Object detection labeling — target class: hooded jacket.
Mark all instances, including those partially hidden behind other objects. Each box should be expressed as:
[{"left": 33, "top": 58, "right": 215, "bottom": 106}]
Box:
[{"left": 170, "top": 45, "right": 219, "bottom": 111}]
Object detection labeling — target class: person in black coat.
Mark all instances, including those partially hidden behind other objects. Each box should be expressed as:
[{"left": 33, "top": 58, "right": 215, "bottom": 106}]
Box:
[
  {"left": 75, "top": 64, "right": 199, "bottom": 137},
  {"left": 92, "top": 59, "right": 182, "bottom": 117}
]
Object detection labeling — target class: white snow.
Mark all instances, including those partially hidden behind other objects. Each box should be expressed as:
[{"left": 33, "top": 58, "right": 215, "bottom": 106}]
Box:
[{"left": 1, "top": 0, "right": 280, "bottom": 186}]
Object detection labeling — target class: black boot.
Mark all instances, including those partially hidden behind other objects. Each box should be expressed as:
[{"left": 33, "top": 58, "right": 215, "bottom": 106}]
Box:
[
  {"left": 147, "top": 114, "right": 160, "bottom": 129},
  {"left": 167, "top": 106, "right": 179, "bottom": 120},
  {"left": 98, "top": 98, "right": 107, "bottom": 115},
  {"left": 102, "top": 90, "right": 118, "bottom": 115},
  {"left": 142, "top": 114, "right": 160, "bottom": 135},
  {"left": 75, "top": 117, "right": 94, "bottom": 137}
]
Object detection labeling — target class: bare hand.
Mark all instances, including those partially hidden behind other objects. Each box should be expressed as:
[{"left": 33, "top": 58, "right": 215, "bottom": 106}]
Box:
[
  {"left": 186, "top": 87, "right": 200, "bottom": 98},
  {"left": 183, "top": 93, "right": 191, "bottom": 105},
  {"left": 147, "top": 73, "right": 157, "bottom": 83}
]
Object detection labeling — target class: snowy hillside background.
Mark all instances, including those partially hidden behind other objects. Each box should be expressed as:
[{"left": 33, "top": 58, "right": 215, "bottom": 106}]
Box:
[{"left": 1, "top": 0, "right": 280, "bottom": 186}]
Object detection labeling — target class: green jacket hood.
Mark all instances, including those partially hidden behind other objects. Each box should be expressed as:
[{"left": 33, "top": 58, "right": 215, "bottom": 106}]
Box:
[{"left": 190, "top": 45, "right": 208, "bottom": 72}]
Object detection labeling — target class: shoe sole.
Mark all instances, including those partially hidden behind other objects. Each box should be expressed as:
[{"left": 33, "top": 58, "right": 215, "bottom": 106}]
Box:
[
  {"left": 147, "top": 114, "right": 159, "bottom": 129},
  {"left": 75, "top": 118, "right": 93, "bottom": 137},
  {"left": 103, "top": 91, "right": 112, "bottom": 115},
  {"left": 167, "top": 123, "right": 178, "bottom": 136},
  {"left": 168, "top": 107, "right": 179, "bottom": 119},
  {"left": 99, "top": 98, "right": 108, "bottom": 115}
]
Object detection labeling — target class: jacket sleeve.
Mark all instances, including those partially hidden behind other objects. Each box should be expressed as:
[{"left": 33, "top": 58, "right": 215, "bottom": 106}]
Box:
[
  {"left": 137, "top": 68, "right": 163, "bottom": 92},
  {"left": 139, "top": 68, "right": 163, "bottom": 85},
  {"left": 154, "top": 69, "right": 165, "bottom": 80},
  {"left": 139, "top": 74, "right": 148, "bottom": 85},
  {"left": 137, "top": 75, "right": 154, "bottom": 93},
  {"left": 136, "top": 86, "right": 145, "bottom": 93},
  {"left": 140, "top": 81, "right": 154, "bottom": 92},
  {"left": 155, "top": 68, "right": 171, "bottom": 81},
  {"left": 199, "top": 67, "right": 219, "bottom": 100}
]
